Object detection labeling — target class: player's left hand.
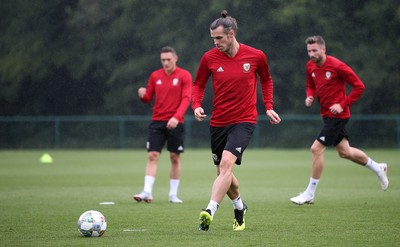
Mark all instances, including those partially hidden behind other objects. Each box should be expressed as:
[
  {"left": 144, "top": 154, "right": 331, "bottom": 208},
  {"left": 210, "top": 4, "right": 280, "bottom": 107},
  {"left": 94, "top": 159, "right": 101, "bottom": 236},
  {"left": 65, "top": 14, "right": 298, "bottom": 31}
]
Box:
[
  {"left": 167, "top": 117, "right": 179, "bottom": 129},
  {"left": 329, "top": 104, "right": 343, "bottom": 114},
  {"left": 266, "top": 110, "right": 281, "bottom": 125}
]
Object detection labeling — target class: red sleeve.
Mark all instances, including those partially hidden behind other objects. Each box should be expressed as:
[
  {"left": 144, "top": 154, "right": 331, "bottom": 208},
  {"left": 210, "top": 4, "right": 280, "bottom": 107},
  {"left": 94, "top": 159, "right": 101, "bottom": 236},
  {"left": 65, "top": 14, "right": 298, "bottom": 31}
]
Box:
[
  {"left": 257, "top": 51, "right": 274, "bottom": 110},
  {"left": 305, "top": 63, "right": 316, "bottom": 98},
  {"left": 140, "top": 73, "right": 155, "bottom": 103},
  {"left": 173, "top": 70, "right": 192, "bottom": 122},
  {"left": 192, "top": 55, "right": 210, "bottom": 110},
  {"left": 337, "top": 63, "right": 365, "bottom": 108}
]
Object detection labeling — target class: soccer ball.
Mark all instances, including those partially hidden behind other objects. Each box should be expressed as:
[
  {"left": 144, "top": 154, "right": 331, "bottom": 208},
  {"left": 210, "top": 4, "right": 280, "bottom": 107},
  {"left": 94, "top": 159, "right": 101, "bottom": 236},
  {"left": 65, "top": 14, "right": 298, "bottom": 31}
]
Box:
[{"left": 77, "top": 210, "right": 107, "bottom": 237}]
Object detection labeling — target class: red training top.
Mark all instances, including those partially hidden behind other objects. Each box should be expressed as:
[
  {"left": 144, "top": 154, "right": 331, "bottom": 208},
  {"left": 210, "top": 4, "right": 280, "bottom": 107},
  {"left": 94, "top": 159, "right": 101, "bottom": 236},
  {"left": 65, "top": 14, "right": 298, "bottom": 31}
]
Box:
[
  {"left": 306, "top": 55, "right": 365, "bottom": 119},
  {"left": 140, "top": 66, "right": 192, "bottom": 123},
  {"left": 192, "top": 44, "right": 274, "bottom": 127}
]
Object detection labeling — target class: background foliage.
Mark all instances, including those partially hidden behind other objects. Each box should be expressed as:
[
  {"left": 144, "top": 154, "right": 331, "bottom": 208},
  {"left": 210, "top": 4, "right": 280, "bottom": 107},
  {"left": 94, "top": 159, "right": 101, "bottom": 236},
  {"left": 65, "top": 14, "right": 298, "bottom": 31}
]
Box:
[{"left": 1, "top": 0, "right": 399, "bottom": 117}]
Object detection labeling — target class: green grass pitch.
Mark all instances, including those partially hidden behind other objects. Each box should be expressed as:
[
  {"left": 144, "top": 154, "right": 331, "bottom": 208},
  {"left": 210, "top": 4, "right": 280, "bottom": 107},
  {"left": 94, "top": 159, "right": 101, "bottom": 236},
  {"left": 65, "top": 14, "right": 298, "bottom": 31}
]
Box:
[{"left": 0, "top": 149, "right": 399, "bottom": 246}]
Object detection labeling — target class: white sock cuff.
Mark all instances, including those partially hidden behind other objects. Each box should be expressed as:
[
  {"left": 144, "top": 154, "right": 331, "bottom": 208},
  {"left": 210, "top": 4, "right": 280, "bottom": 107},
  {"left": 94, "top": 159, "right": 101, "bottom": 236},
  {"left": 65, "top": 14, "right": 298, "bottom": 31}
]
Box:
[
  {"left": 310, "top": 177, "right": 320, "bottom": 184},
  {"left": 232, "top": 195, "right": 241, "bottom": 201},
  {"left": 209, "top": 200, "right": 219, "bottom": 208},
  {"left": 144, "top": 176, "right": 155, "bottom": 194},
  {"left": 231, "top": 195, "right": 244, "bottom": 210},
  {"left": 169, "top": 179, "right": 180, "bottom": 196},
  {"left": 207, "top": 200, "right": 219, "bottom": 216},
  {"left": 305, "top": 177, "right": 320, "bottom": 196},
  {"left": 365, "top": 157, "right": 380, "bottom": 173},
  {"left": 145, "top": 175, "right": 155, "bottom": 182}
]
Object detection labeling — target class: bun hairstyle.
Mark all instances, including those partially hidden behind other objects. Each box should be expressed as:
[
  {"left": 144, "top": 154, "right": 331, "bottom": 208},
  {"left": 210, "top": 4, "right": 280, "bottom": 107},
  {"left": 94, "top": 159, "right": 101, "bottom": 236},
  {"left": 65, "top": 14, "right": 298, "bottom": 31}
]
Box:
[
  {"left": 221, "top": 10, "right": 228, "bottom": 18},
  {"left": 210, "top": 10, "right": 238, "bottom": 34}
]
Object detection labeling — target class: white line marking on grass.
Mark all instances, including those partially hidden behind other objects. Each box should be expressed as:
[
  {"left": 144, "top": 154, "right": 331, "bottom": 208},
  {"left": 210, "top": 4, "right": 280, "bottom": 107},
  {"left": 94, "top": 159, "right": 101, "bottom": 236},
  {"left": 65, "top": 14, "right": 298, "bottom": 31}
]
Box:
[
  {"left": 123, "top": 229, "right": 147, "bottom": 232},
  {"left": 99, "top": 202, "right": 115, "bottom": 205}
]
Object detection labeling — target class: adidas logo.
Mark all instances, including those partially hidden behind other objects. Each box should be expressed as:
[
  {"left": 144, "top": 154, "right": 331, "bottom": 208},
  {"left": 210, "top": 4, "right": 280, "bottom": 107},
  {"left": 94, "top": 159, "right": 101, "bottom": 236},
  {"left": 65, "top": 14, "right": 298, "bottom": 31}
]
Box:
[
  {"left": 217, "top": 66, "right": 224, "bottom": 72},
  {"left": 319, "top": 136, "right": 325, "bottom": 142},
  {"left": 235, "top": 147, "right": 242, "bottom": 153},
  {"left": 177, "top": 146, "right": 184, "bottom": 151},
  {"left": 156, "top": 80, "right": 162, "bottom": 85}
]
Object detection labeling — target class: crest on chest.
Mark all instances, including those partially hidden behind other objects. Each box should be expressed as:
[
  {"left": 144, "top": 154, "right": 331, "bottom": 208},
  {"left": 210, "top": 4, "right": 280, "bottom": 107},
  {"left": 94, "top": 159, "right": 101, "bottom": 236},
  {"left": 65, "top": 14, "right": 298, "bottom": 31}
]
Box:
[{"left": 312, "top": 71, "right": 333, "bottom": 81}]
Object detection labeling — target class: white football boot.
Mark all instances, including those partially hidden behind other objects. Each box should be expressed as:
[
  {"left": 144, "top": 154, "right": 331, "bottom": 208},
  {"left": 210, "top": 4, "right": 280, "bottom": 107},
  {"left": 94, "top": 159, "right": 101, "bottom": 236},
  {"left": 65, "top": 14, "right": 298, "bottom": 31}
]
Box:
[
  {"left": 290, "top": 192, "right": 314, "bottom": 205},
  {"left": 133, "top": 191, "right": 153, "bottom": 203},
  {"left": 377, "top": 163, "right": 389, "bottom": 191},
  {"left": 169, "top": 195, "right": 183, "bottom": 203}
]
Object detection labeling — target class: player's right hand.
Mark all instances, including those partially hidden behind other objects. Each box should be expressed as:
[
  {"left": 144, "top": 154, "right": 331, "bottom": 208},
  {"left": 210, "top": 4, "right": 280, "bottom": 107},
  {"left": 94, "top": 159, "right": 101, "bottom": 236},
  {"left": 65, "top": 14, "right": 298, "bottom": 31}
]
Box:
[
  {"left": 194, "top": 107, "right": 207, "bottom": 122},
  {"left": 305, "top": 96, "right": 314, "bottom": 107},
  {"left": 138, "top": 87, "right": 146, "bottom": 98},
  {"left": 266, "top": 110, "right": 281, "bottom": 125}
]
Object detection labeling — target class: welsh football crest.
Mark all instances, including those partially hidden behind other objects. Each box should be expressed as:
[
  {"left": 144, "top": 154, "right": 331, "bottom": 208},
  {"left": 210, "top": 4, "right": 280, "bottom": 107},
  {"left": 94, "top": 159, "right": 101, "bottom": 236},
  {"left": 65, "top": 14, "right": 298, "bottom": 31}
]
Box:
[
  {"left": 172, "top": 78, "right": 179, "bottom": 86},
  {"left": 243, "top": 63, "right": 250, "bottom": 72},
  {"left": 325, "top": 72, "right": 331, "bottom": 79}
]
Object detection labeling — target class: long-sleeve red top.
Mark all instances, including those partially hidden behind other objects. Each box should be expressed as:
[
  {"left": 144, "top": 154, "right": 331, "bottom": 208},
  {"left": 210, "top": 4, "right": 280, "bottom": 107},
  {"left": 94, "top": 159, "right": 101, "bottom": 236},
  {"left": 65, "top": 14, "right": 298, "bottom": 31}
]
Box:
[
  {"left": 140, "top": 66, "right": 192, "bottom": 123},
  {"left": 306, "top": 55, "right": 365, "bottom": 119},
  {"left": 192, "top": 44, "right": 274, "bottom": 127}
]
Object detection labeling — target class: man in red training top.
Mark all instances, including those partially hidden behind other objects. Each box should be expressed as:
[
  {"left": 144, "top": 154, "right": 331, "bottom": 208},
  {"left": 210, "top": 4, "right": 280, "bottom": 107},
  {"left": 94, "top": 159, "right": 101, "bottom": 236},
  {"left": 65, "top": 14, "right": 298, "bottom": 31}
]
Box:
[
  {"left": 290, "top": 35, "right": 389, "bottom": 205},
  {"left": 192, "top": 10, "right": 281, "bottom": 231},
  {"left": 134, "top": 46, "right": 192, "bottom": 204}
]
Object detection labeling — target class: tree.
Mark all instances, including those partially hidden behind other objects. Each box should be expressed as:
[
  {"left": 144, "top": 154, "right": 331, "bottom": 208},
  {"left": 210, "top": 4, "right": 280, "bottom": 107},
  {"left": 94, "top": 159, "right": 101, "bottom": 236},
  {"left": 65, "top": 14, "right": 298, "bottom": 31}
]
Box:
[{"left": 0, "top": 0, "right": 399, "bottom": 116}]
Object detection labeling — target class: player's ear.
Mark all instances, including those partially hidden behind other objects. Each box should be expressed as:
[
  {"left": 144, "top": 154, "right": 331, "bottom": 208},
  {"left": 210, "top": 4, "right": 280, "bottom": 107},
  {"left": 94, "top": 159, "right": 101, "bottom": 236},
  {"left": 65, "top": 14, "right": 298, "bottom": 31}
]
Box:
[{"left": 228, "top": 29, "right": 234, "bottom": 38}]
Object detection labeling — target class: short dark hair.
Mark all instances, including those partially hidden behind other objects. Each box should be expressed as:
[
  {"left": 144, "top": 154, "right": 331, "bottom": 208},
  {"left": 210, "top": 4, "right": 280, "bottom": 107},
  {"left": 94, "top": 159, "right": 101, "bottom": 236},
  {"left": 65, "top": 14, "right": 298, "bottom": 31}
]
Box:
[
  {"left": 209, "top": 10, "right": 238, "bottom": 34},
  {"left": 161, "top": 46, "right": 177, "bottom": 56},
  {"left": 305, "top": 35, "right": 325, "bottom": 47}
]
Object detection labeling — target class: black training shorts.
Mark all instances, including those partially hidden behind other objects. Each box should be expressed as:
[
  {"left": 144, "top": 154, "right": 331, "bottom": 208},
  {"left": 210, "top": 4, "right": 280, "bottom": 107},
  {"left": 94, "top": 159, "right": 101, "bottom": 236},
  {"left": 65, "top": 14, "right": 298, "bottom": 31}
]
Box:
[
  {"left": 146, "top": 121, "right": 184, "bottom": 153},
  {"left": 210, "top": 122, "right": 256, "bottom": 165},
  {"left": 316, "top": 117, "right": 349, "bottom": 146}
]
